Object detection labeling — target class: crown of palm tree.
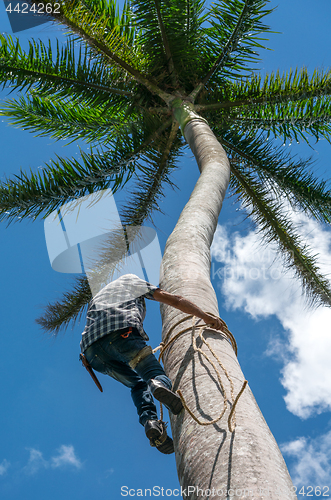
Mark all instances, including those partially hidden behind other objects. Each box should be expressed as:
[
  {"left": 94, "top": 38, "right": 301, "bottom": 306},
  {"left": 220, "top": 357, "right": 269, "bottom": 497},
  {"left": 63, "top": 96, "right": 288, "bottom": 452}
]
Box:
[{"left": 1, "top": 0, "right": 331, "bottom": 333}]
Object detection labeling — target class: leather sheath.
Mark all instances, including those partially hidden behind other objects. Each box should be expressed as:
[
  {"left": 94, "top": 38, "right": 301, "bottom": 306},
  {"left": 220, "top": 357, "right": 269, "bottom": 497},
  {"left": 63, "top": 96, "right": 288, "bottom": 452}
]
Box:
[{"left": 80, "top": 353, "right": 103, "bottom": 392}]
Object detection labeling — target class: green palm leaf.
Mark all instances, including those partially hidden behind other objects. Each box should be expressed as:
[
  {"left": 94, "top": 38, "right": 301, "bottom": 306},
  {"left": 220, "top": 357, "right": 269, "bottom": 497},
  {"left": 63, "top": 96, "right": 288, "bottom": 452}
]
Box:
[
  {"left": 131, "top": 0, "right": 207, "bottom": 90},
  {"left": 35, "top": 275, "right": 92, "bottom": 334},
  {"left": 0, "top": 34, "right": 131, "bottom": 105},
  {"left": 219, "top": 130, "right": 331, "bottom": 223},
  {"left": 199, "top": 68, "right": 331, "bottom": 143},
  {"left": 0, "top": 148, "right": 133, "bottom": 222},
  {"left": 230, "top": 163, "right": 331, "bottom": 307},
  {"left": 190, "top": 0, "right": 273, "bottom": 100},
  {"left": 0, "top": 116, "right": 174, "bottom": 222},
  {"left": 45, "top": 0, "right": 173, "bottom": 103},
  {"left": 75, "top": 0, "right": 136, "bottom": 43},
  {"left": 0, "top": 93, "right": 151, "bottom": 145},
  {"left": 55, "top": 0, "right": 142, "bottom": 68},
  {"left": 197, "top": 68, "right": 331, "bottom": 111},
  {"left": 224, "top": 98, "right": 331, "bottom": 144}
]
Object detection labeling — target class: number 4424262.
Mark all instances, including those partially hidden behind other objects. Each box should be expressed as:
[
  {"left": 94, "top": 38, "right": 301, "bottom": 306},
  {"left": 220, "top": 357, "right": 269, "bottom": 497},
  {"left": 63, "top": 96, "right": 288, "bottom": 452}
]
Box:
[{"left": 5, "top": 3, "right": 60, "bottom": 14}]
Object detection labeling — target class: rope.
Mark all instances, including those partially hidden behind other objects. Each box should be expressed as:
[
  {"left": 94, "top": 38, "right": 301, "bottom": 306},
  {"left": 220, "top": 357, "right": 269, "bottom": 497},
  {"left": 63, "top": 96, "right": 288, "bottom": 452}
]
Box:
[
  {"left": 153, "top": 312, "right": 238, "bottom": 359},
  {"left": 153, "top": 314, "right": 247, "bottom": 432}
]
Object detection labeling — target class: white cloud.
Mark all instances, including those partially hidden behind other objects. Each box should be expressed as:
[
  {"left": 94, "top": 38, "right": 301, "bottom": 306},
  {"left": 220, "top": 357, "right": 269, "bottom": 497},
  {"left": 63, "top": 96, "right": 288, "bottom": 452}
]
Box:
[
  {"left": 51, "top": 445, "right": 82, "bottom": 469},
  {"left": 211, "top": 210, "right": 331, "bottom": 418},
  {"left": 23, "top": 449, "right": 48, "bottom": 475},
  {"left": 0, "top": 459, "right": 10, "bottom": 476},
  {"left": 23, "top": 445, "right": 82, "bottom": 475},
  {"left": 105, "top": 468, "right": 114, "bottom": 478},
  {"left": 281, "top": 430, "right": 331, "bottom": 487}
]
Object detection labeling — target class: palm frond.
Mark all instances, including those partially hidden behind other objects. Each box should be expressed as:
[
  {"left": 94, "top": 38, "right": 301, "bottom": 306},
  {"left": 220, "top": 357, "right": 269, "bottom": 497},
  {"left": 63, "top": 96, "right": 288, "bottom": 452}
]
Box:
[
  {"left": 39, "top": 0, "right": 173, "bottom": 103},
  {"left": 131, "top": 0, "right": 207, "bottom": 91},
  {"left": 190, "top": 0, "right": 273, "bottom": 100},
  {"left": 201, "top": 69, "right": 331, "bottom": 143},
  {"left": 0, "top": 34, "right": 131, "bottom": 105},
  {"left": 0, "top": 93, "right": 145, "bottom": 145},
  {"left": 219, "top": 131, "right": 331, "bottom": 224},
  {"left": 0, "top": 115, "right": 173, "bottom": 222},
  {"left": 0, "top": 148, "right": 133, "bottom": 222},
  {"left": 230, "top": 163, "right": 331, "bottom": 307},
  {"left": 35, "top": 275, "right": 91, "bottom": 334},
  {"left": 197, "top": 68, "right": 331, "bottom": 111},
  {"left": 76, "top": 0, "right": 136, "bottom": 44},
  {"left": 223, "top": 99, "right": 331, "bottom": 144}
]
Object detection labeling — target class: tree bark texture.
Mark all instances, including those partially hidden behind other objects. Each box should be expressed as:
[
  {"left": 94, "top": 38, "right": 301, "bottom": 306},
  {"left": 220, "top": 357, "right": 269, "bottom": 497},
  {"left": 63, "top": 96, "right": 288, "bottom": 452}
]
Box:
[{"left": 159, "top": 119, "right": 297, "bottom": 499}]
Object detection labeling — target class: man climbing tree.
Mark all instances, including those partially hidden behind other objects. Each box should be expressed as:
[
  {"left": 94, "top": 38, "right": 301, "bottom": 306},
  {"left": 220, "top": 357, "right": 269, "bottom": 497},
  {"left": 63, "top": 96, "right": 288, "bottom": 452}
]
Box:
[
  {"left": 2, "top": 0, "right": 331, "bottom": 496},
  {"left": 80, "top": 273, "right": 223, "bottom": 454}
]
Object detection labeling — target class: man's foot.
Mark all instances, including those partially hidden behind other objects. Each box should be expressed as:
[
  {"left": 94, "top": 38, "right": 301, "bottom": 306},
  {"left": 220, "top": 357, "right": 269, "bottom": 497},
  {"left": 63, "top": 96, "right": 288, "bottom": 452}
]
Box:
[
  {"left": 144, "top": 420, "right": 174, "bottom": 454},
  {"left": 149, "top": 379, "right": 183, "bottom": 415}
]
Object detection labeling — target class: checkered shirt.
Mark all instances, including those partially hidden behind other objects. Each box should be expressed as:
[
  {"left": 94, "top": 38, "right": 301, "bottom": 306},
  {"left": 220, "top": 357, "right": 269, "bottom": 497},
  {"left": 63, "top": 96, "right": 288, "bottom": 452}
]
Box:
[{"left": 80, "top": 274, "right": 159, "bottom": 352}]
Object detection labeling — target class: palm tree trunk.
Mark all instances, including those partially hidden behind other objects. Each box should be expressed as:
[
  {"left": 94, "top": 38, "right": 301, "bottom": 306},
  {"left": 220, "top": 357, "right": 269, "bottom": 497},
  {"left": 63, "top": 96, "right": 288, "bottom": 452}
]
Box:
[{"left": 160, "top": 118, "right": 297, "bottom": 499}]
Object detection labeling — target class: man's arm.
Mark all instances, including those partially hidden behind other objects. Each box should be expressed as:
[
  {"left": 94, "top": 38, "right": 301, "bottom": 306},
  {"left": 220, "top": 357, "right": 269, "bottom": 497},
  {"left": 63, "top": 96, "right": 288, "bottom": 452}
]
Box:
[{"left": 153, "top": 289, "right": 223, "bottom": 331}]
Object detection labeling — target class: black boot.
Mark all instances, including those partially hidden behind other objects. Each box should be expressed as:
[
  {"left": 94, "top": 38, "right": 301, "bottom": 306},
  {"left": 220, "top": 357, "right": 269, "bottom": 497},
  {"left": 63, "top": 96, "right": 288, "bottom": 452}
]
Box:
[
  {"left": 149, "top": 379, "right": 183, "bottom": 415},
  {"left": 144, "top": 420, "right": 174, "bottom": 454}
]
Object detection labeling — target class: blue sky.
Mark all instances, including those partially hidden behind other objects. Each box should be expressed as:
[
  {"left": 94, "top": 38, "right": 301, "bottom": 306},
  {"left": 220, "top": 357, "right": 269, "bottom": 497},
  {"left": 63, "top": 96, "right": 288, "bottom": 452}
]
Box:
[{"left": 1, "top": 1, "right": 331, "bottom": 499}]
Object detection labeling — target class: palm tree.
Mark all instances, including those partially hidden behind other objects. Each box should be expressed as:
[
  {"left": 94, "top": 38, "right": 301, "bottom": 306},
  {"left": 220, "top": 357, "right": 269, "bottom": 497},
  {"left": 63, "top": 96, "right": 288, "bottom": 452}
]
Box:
[{"left": 1, "top": 0, "right": 331, "bottom": 496}]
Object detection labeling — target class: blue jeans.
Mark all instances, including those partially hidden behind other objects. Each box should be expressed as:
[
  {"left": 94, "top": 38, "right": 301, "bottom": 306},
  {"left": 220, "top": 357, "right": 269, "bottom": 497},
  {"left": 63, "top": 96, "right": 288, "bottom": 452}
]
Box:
[{"left": 84, "top": 327, "right": 172, "bottom": 426}]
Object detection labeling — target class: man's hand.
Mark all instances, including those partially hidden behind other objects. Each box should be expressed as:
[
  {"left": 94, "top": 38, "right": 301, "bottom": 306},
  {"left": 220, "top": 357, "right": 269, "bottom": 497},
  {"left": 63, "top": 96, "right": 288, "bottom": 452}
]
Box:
[{"left": 203, "top": 314, "right": 224, "bottom": 331}]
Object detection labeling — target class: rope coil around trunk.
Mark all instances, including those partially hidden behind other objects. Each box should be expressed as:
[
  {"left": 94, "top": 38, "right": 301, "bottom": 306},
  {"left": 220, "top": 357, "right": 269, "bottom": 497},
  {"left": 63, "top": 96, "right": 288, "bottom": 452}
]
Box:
[{"left": 153, "top": 314, "right": 247, "bottom": 432}]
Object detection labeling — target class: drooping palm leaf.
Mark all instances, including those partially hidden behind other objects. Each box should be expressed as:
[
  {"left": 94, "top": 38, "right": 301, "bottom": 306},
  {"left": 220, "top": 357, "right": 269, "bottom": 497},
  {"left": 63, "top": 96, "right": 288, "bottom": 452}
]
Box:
[
  {"left": 0, "top": 93, "right": 152, "bottom": 145},
  {"left": 35, "top": 275, "right": 92, "bottom": 334},
  {"left": 230, "top": 163, "right": 331, "bottom": 307},
  {"left": 0, "top": 116, "right": 174, "bottom": 222},
  {"left": 219, "top": 130, "right": 331, "bottom": 223}
]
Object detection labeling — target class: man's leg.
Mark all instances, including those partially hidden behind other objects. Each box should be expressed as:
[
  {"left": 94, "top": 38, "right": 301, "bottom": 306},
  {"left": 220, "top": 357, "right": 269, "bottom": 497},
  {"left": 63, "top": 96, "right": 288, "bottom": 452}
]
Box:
[
  {"left": 84, "top": 334, "right": 159, "bottom": 425},
  {"left": 105, "top": 359, "right": 160, "bottom": 426},
  {"left": 84, "top": 328, "right": 180, "bottom": 454},
  {"left": 134, "top": 352, "right": 172, "bottom": 391},
  {"left": 134, "top": 353, "right": 183, "bottom": 415},
  {"left": 110, "top": 328, "right": 183, "bottom": 415}
]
